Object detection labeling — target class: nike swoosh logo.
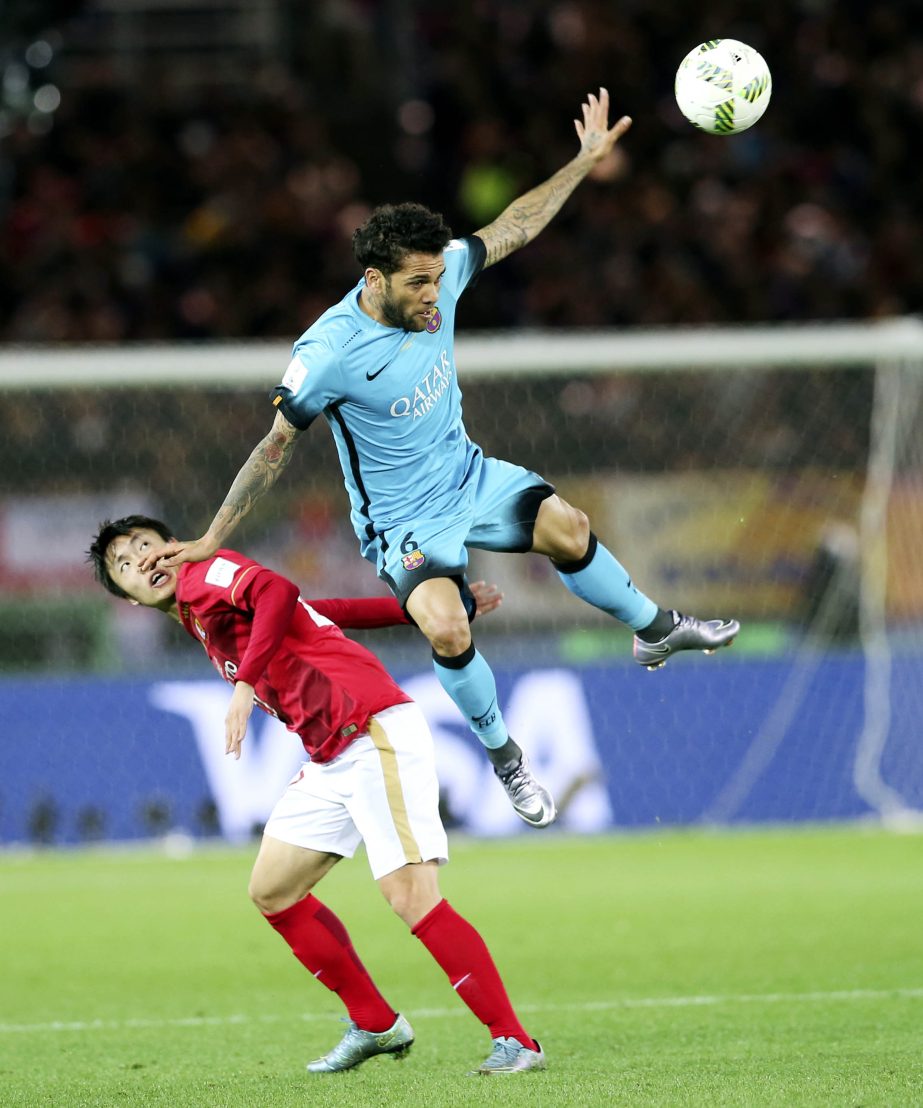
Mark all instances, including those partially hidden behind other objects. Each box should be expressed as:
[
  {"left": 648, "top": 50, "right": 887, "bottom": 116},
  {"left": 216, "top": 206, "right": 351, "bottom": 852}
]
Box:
[
  {"left": 367, "top": 336, "right": 414, "bottom": 380},
  {"left": 470, "top": 703, "right": 497, "bottom": 725}
]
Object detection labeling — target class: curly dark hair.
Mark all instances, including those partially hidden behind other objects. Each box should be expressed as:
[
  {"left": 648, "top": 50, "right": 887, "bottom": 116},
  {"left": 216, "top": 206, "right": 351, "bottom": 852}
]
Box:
[
  {"left": 352, "top": 202, "right": 453, "bottom": 275},
  {"left": 87, "top": 514, "right": 174, "bottom": 598}
]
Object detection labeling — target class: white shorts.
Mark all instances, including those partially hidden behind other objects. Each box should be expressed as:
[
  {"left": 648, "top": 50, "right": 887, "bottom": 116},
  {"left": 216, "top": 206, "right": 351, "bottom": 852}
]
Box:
[{"left": 263, "top": 701, "right": 449, "bottom": 880}]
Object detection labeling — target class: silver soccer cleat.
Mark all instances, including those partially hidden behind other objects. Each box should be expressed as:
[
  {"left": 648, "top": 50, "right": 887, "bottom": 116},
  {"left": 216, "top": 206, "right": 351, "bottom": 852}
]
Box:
[
  {"left": 494, "top": 756, "right": 557, "bottom": 828},
  {"left": 475, "top": 1035, "right": 547, "bottom": 1075},
  {"left": 633, "top": 610, "right": 740, "bottom": 670},
  {"left": 306, "top": 1013, "right": 414, "bottom": 1073}
]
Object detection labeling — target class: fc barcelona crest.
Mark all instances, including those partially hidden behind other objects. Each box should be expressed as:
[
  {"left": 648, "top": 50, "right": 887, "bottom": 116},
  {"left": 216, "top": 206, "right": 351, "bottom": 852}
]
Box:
[
  {"left": 425, "top": 308, "right": 442, "bottom": 334},
  {"left": 402, "top": 549, "right": 426, "bottom": 571}
]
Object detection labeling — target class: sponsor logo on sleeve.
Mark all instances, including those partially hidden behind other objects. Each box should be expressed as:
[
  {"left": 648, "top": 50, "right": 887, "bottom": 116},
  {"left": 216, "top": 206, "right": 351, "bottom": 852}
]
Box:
[
  {"left": 205, "top": 557, "right": 241, "bottom": 588},
  {"left": 282, "top": 356, "right": 308, "bottom": 393}
]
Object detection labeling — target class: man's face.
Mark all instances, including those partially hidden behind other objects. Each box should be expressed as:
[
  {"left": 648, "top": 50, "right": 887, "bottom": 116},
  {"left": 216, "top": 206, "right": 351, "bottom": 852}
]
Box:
[
  {"left": 375, "top": 251, "right": 445, "bottom": 332},
  {"left": 106, "top": 528, "right": 178, "bottom": 610}
]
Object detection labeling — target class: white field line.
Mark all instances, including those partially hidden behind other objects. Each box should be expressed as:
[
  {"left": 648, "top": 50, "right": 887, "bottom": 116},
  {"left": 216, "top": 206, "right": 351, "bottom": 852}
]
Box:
[{"left": 2, "top": 987, "right": 922, "bottom": 1036}]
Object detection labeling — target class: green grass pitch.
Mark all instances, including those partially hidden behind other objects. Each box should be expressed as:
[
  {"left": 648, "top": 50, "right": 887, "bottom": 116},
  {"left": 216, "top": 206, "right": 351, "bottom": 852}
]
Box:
[{"left": 2, "top": 826, "right": 922, "bottom": 1106}]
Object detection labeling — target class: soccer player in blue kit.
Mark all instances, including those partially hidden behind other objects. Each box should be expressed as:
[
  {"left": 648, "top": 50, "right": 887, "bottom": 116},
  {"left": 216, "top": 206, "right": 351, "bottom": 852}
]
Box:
[{"left": 144, "top": 90, "right": 739, "bottom": 828}]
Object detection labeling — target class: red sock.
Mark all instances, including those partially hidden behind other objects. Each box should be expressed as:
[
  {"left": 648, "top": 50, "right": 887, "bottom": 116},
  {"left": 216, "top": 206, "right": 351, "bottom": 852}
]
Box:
[
  {"left": 412, "top": 899, "right": 536, "bottom": 1049},
  {"left": 264, "top": 894, "right": 396, "bottom": 1033}
]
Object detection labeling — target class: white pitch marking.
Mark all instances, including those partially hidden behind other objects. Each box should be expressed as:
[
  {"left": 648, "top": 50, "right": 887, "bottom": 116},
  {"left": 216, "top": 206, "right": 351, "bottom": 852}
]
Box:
[{"left": 2, "top": 987, "right": 922, "bottom": 1035}]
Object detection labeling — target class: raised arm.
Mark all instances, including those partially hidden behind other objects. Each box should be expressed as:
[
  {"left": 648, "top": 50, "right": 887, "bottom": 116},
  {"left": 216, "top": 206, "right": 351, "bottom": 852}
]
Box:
[
  {"left": 474, "top": 88, "right": 632, "bottom": 268},
  {"left": 140, "top": 410, "right": 302, "bottom": 570}
]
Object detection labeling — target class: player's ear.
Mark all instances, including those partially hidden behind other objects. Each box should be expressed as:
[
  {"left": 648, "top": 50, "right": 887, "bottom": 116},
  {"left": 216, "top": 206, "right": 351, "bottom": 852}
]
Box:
[{"left": 365, "top": 266, "right": 385, "bottom": 290}]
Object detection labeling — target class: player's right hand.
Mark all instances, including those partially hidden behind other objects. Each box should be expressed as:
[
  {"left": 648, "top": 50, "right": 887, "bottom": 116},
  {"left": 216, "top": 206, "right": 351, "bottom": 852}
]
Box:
[
  {"left": 139, "top": 535, "right": 217, "bottom": 571},
  {"left": 225, "top": 681, "right": 255, "bottom": 759}
]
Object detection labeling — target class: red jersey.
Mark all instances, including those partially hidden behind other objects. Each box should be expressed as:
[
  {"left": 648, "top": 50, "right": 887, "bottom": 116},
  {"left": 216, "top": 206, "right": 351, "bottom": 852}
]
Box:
[{"left": 176, "top": 550, "right": 412, "bottom": 763}]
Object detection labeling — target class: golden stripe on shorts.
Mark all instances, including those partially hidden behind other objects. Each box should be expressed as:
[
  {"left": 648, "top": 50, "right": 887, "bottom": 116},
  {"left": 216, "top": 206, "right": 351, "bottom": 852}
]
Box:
[{"left": 367, "top": 716, "right": 423, "bottom": 864}]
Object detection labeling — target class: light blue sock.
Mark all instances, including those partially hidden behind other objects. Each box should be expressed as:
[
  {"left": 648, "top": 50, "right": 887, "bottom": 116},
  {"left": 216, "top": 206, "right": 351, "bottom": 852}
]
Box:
[
  {"left": 556, "top": 533, "right": 657, "bottom": 631},
  {"left": 432, "top": 644, "right": 509, "bottom": 750}
]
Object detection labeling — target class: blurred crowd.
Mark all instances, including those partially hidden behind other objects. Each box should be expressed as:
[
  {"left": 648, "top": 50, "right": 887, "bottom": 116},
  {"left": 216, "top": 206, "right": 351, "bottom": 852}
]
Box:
[
  {"left": 2, "top": 0, "right": 920, "bottom": 670},
  {"left": 1, "top": 0, "right": 921, "bottom": 343}
]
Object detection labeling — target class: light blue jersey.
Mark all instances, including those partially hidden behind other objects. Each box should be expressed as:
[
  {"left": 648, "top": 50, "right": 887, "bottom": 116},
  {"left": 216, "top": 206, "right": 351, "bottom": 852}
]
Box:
[
  {"left": 270, "top": 221, "right": 661, "bottom": 743},
  {"left": 273, "top": 236, "right": 487, "bottom": 548}
]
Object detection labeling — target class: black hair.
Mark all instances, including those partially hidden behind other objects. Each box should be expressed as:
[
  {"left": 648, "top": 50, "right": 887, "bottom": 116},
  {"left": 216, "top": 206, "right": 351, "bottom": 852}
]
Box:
[
  {"left": 352, "top": 202, "right": 453, "bottom": 275},
  {"left": 87, "top": 515, "right": 174, "bottom": 598}
]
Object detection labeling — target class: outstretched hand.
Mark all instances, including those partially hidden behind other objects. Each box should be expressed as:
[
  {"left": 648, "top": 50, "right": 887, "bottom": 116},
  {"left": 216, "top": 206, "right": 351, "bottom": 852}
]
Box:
[
  {"left": 575, "top": 87, "right": 632, "bottom": 163},
  {"left": 139, "top": 535, "right": 217, "bottom": 572},
  {"left": 469, "top": 580, "right": 503, "bottom": 617}
]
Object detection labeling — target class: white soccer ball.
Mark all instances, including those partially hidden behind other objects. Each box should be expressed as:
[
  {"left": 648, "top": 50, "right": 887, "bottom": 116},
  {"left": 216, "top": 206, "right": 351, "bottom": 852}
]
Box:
[{"left": 675, "top": 39, "right": 772, "bottom": 135}]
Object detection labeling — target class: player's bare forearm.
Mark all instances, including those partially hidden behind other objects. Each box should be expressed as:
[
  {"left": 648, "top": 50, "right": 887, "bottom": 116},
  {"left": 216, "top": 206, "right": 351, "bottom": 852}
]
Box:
[
  {"left": 140, "top": 412, "right": 301, "bottom": 570},
  {"left": 475, "top": 157, "right": 597, "bottom": 267},
  {"left": 205, "top": 412, "right": 300, "bottom": 547},
  {"left": 475, "top": 89, "right": 631, "bottom": 268}
]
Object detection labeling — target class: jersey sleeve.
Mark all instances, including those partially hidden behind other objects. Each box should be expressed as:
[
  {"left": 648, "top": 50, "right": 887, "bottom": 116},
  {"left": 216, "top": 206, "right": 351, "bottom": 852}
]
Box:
[
  {"left": 442, "top": 236, "right": 487, "bottom": 298},
  {"left": 307, "top": 596, "right": 410, "bottom": 629},
  {"left": 270, "top": 339, "right": 342, "bottom": 430},
  {"left": 230, "top": 567, "right": 300, "bottom": 686}
]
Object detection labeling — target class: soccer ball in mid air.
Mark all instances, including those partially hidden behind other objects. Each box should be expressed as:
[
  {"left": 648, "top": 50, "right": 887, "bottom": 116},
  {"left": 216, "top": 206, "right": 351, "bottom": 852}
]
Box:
[{"left": 674, "top": 39, "right": 772, "bottom": 135}]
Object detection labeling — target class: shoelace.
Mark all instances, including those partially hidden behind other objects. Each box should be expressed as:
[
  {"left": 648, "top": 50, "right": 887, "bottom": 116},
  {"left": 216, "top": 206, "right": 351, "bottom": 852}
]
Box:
[
  {"left": 487, "top": 1038, "right": 525, "bottom": 1065},
  {"left": 496, "top": 763, "right": 531, "bottom": 795}
]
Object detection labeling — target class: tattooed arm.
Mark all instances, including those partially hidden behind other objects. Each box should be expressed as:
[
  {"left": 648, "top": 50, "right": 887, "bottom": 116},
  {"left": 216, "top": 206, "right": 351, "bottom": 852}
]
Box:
[
  {"left": 139, "top": 410, "right": 302, "bottom": 569},
  {"left": 474, "top": 88, "right": 632, "bottom": 268}
]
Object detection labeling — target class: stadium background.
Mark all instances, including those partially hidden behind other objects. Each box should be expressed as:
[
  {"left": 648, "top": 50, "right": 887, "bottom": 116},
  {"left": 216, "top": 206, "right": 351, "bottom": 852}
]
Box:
[{"left": 1, "top": 0, "right": 922, "bottom": 846}]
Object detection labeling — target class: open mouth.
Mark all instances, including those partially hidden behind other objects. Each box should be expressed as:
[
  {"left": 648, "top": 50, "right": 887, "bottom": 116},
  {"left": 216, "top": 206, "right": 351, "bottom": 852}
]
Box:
[{"left": 151, "top": 570, "right": 168, "bottom": 588}]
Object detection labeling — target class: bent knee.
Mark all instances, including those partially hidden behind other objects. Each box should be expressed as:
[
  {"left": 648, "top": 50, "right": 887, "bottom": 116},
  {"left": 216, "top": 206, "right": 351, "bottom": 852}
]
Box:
[
  {"left": 249, "top": 873, "right": 299, "bottom": 915},
  {"left": 248, "top": 880, "right": 280, "bottom": 915},
  {"left": 425, "top": 616, "right": 472, "bottom": 658},
  {"left": 561, "top": 508, "right": 591, "bottom": 561},
  {"left": 540, "top": 502, "right": 590, "bottom": 563},
  {"left": 383, "top": 883, "right": 441, "bottom": 929}
]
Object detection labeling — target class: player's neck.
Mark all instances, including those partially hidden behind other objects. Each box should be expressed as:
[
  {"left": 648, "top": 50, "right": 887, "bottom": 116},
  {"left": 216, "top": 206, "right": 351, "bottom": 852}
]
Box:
[
  {"left": 358, "top": 287, "right": 388, "bottom": 327},
  {"left": 158, "top": 598, "right": 181, "bottom": 622}
]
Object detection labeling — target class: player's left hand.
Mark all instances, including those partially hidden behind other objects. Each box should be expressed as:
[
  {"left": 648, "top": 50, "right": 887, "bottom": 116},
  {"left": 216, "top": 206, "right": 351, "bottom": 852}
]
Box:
[
  {"left": 575, "top": 87, "right": 632, "bottom": 163},
  {"left": 225, "top": 681, "right": 256, "bottom": 759},
  {"left": 469, "top": 580, "right": 503, "bottom": 617}
]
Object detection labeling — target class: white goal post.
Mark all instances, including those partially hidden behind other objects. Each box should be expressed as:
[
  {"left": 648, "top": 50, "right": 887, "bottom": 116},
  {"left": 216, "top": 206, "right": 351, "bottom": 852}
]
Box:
[{"left": 0, "top": 317, "right": 922, "bottom": 388}]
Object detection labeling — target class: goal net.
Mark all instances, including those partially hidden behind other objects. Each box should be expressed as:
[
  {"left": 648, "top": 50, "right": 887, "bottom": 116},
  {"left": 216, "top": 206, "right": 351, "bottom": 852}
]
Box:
[{"left": 1, "top": 318, "right": 921, "bottom": 842}]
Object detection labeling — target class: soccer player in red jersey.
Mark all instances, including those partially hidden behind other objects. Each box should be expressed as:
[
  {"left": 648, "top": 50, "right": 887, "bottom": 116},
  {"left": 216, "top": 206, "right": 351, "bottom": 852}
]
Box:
[{"left": 88, "top": 515, "right": 545, "bottom": 1076}]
